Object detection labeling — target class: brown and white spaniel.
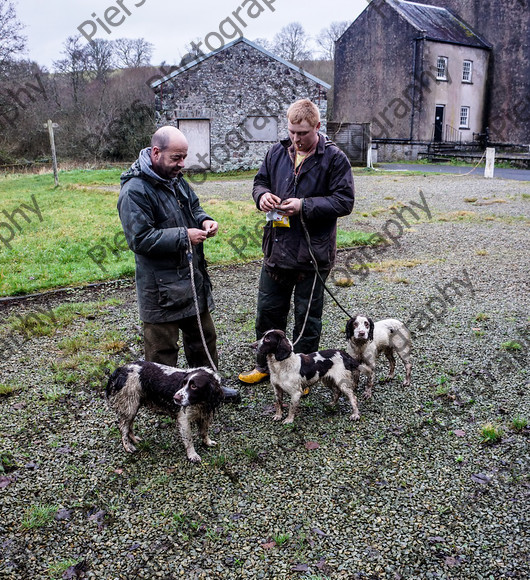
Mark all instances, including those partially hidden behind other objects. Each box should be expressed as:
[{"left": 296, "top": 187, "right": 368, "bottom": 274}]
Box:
[
  {"left": 105, "top": 361, "right": 223, "bottom": 462},
  {"left": 346, "top": 315, "right": 412, "bottom": 398},
  {"left": 255, "top": 329, "right": 369, "bottom": 424}
]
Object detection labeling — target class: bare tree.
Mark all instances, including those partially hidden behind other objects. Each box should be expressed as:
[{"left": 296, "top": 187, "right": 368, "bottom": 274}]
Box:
[
  {"left": 53, "top": 36, "right": 91, "bottom": 105},
  {"left": 272, "top": 23, "right": 313, "bottom": 62},
  {"left": 316, "top": 21, "right": 351, "bottom": 60},
  {"left": 86, "top": 39, "right": 115, "bottom": 81},
  {"left": 0, "top": 0, "right": 26, "bottom": 72},
  {"left": 114, "top": 38, "right": 154, "bottom": 68},
  {"left": 177, "top": 37, "right": 208, "bottom": 67},
  {"left": 0, "top": 59, "right": 57, "bottom": 160},
  {"left": 253, "top": 37, "right": 274, "bottom": 52}
]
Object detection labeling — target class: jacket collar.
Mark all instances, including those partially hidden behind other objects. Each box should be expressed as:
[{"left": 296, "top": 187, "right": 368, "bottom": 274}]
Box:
[
  {"left": 121, "top": 148, "right": 187, "bottom": 196},
  {"left": 281, "top": 132, "right": 326, "bottom": 159}
]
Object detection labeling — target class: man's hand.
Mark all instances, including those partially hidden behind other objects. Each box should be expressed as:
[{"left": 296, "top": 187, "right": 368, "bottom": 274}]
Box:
[
  {"left": 259, "top": 192, "right": 282, "bottom": 212},
  {"left": 202, "top": 219, "right": 219, "bottom": 238},
  {"left": 188, "top": 228, "right": 208, "bottom": 246},
  {"left": 277, "top": 198, "right": 301, "bottom": 216}
]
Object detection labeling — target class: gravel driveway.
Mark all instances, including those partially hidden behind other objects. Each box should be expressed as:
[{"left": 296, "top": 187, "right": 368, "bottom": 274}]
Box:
[{"left": 0, "top": 172, "right": 529, "bottom": 579}]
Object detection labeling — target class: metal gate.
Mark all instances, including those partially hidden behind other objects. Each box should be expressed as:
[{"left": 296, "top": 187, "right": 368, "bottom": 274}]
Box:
[{"left": 327, "top": 122, "right": 371, "bottom": 164}]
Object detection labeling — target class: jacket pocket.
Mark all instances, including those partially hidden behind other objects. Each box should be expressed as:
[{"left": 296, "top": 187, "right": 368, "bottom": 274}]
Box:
[
  {"left": 262, "top": 223, "right": 273, "bottom": 258},
  {"left": 155, "top": 268, "right": 201, "bottom": 311},
  {"left": 297, "top": 233, "right": 331, "bottom": 266}
]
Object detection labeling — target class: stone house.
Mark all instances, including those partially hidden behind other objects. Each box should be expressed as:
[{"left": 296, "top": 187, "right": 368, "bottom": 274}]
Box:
[
  {"left": 423, "top": 0, "right": 529, "bottom": 147},
  {"left": 334, "top": 0, "right": 493, "bottom": 160},
  {"left": 151, "top": 38, "right": 330, "bottom": 172}
]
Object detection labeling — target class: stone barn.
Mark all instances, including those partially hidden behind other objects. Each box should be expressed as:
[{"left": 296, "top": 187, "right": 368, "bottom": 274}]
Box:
[{"left": 151, "top": 38, "right": 330, "bottom": 172}]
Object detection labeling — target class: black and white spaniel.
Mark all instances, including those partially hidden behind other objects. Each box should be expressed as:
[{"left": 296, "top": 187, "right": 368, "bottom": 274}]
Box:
[
  {"left": 105, "top": 361, "right": 223, "bottom": 462},
  {"left": 345, "top": 315, "right": 412, "bottom": 398},
  {"left": 255, "top": 329, "right": 369, "bottom": 424}
]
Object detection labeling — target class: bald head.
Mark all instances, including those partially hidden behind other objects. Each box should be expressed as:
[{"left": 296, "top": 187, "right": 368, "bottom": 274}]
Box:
[
  {"left": 151, "top": 125, "right": 188, "bottom": 151},
  {"left": 150, "top": 126, "right": 188, "bottom": 179}
]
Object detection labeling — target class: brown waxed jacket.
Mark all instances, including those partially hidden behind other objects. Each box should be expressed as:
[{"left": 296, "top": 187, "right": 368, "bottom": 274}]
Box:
[{"left": 252, "top": 133, "right": 355, "bottom": 271}]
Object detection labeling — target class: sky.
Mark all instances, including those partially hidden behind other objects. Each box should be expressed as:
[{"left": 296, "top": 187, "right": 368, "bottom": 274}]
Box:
[{"left": 15, "top": 0, "right": 369, "bottom": 68}]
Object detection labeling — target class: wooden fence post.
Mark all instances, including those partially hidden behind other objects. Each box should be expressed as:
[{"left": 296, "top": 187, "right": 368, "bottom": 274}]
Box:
[{"left": 44, "top": 120, "right": 59, "bottom": 187}]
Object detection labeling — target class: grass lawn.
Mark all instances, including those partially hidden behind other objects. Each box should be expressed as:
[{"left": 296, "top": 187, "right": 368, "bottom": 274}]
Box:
[{"left": 0, "top": 169, "right": 378, "bottom": 297}]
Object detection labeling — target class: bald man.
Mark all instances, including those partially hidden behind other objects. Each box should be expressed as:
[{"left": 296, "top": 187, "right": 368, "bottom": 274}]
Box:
[{"left": 118, "top": 126, "right": 239, "bottom": 401}]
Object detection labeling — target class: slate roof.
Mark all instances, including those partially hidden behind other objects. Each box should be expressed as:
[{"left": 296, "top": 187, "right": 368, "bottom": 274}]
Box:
[
  {"left": 151, "top": 37, "right": 331, "bottom": 90},
  {"left": 387, "top": 0, "right": 491, "bottom": 49}
]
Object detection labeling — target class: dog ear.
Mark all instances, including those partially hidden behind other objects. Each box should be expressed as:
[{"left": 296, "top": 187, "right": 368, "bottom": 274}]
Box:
[
  {"left": 368, "top": 318, "right": 375, "bottom": 341},
  {"left": 345, "top": 318, "right": 354, "bottom": 340},
  {"left": 275, "top": 336, "right": 292, "bottom": 361},
  {"left": 207, "top": 376, "right": 224, "bottom": 411}
]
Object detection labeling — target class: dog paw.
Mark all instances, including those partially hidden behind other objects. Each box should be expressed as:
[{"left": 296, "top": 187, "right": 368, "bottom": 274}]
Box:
[
  {"left": 349, "top": 412, "right": 360, "bottom": 421},
  {"left": 204, "top": 439, "right": 218, "bottom": 447},
  {"left": 188, "top": 452, "right": 202, "bottom": 463}
]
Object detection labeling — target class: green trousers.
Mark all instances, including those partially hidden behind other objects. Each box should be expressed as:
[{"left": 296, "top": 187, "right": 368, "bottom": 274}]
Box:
[
  {"left": 143, "top": 310, "right": 218, "bottom": 369},
  {"left": 255, "top": 266, "right": 328, "bottom": 371}
]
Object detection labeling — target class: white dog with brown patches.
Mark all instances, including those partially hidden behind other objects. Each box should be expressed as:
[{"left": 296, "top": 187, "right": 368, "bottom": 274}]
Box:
[
  {"left": 256, "top": 329, "right": 370, "bottom": 424},
  {"left": 346, "top": 315, "right": 412, "bottom": 398}
]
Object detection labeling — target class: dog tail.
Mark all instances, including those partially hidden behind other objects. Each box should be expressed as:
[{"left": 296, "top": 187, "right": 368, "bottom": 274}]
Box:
[{"left": 105, "top": 366, "right": 130, "bottom": 400}]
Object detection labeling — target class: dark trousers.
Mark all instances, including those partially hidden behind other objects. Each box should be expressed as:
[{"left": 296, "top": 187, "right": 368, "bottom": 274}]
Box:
[
  {"left": 255, "top": 266, "right": 328, "bottom": 371},
  {"left": 143, "top": 311, "right": 218, "bottom": 369}
]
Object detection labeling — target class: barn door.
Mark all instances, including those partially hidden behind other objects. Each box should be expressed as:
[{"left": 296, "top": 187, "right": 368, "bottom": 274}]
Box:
[{"left": 177, "top": 119, "right": 211, "bottom": 170}]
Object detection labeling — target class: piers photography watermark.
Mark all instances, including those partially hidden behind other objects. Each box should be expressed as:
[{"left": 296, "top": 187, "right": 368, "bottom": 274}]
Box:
[
  {"left": 0, "top": 194, "right": 43, "bottom": 251},
  {"left": 0, "top": 304, "right": 58, "bottom": 362},
  {"left": 78, "top": 0, "right": 277, "bottom": 47},
  {"left": 474, "top": 327, "right": 528, "bottom": 389},
  {"left": 405, "top": 268, "right": 475, "bottom": 336},
  {"left": 87, "top": 229, "right": 129, "bottom": 273}
]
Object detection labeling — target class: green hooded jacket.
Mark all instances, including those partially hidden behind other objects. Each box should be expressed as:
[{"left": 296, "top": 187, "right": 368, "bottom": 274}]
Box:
[{"left": 118, "top": 148, "right": 214, "bottom": 323}]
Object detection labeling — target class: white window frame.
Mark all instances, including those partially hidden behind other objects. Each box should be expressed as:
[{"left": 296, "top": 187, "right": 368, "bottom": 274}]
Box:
[
  {"left": 436, "top": 56, "right": 448, "bottom": 80},
  {"left": 460, "top": 106, "right": 470, "bottom": 129},
  {"left": 462, "top": 60, "right": 473, "bottom": 83}
]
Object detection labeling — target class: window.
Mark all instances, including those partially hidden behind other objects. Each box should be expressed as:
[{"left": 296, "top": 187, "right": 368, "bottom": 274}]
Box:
[
  {"left": 244, "top": 116, "right": 278, "bottom": 142},
  {"left": 462, "top": 60, "right": 473, "bottom": 82},
  {"left": 436, "top": 56, "right": 448, "bottom": 80},
  {"left": 460, "top": 106, "right": 470, "bottom": 128}
]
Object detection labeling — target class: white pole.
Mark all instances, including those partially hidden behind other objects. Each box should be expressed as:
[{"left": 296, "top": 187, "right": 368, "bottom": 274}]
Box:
[
  {"left": 366, "top": 122, "right": 373, "bottom": 169},
  {"left": 484, "top": 147, "right": 495, "bottom": 179}
]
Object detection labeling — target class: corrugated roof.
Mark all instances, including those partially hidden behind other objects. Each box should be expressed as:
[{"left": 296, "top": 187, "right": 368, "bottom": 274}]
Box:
[
  {"left": 151, "top": 38, "right": 331, "bottom": 89},
  {"left": 387, "top": 0, "right": 491, "bottom": 48}
]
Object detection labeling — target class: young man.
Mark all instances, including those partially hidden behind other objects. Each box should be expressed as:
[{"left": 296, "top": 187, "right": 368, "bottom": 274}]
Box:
[
  {"left": 118, "top": 125, "right": 239, "bottom": 400},
  {"left": 239, "top": 99, "right": 355, "bottom": 384}
]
